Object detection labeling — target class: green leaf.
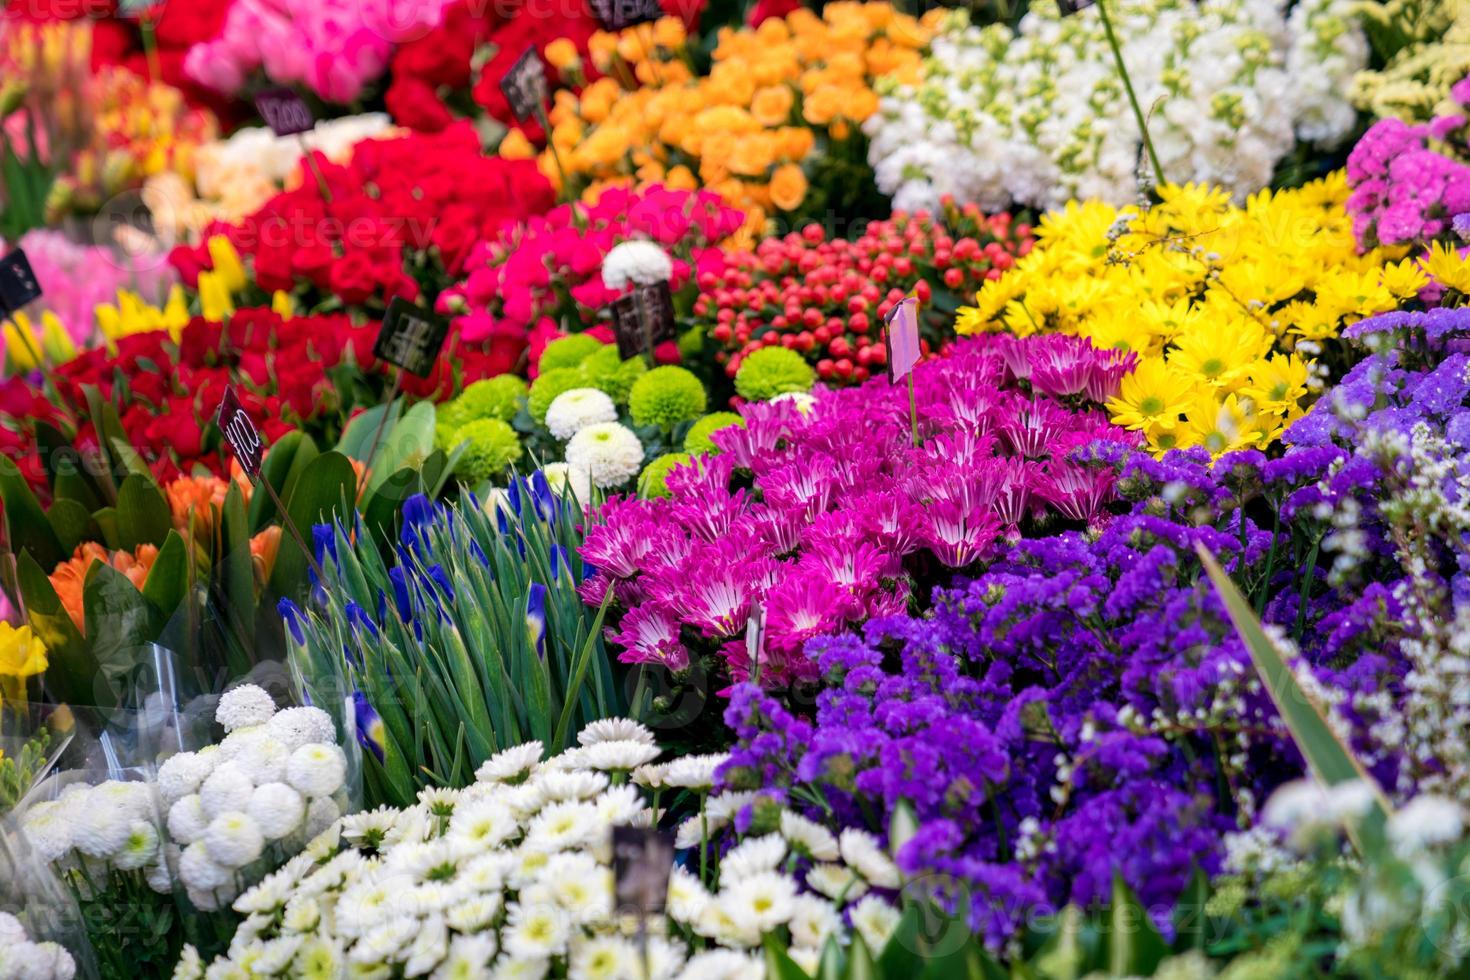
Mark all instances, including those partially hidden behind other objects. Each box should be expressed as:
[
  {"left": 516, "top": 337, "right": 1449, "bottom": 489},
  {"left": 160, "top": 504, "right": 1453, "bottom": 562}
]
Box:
[
  {"left": 763, "top": 934, "right": 816, "bottom": 980},
  {"left": 82, "top": 562, "right": 165, "bottom": 709},
  {"left": 360, "top": 467, "right": 421, "bottom": 551},
  {"left": 1105, "top": 874, "right": 1168, "bottom": 978},
  {"left": 1198, "top": 545, "right": 1392, "bottom": 851},
  {"left": 115, "top": 474, "right": 172, "bottom": 552},
  {"left": 34, "top": 422, "right": 104, "bottom": 511},
  {"left": 817, "top": 935, "right": 844, "bottom": 980},
  {"left": 875, "top": 904, "right": 923, "bottom": 976},
  {"left": 217, "top": 483, "right": 256, "bottom": 653},
  {"left": 845, "top": 932, "right": 877, "bottom": 980},
  {"left": 915, "top": 938, "right": 1007, "bottom": 980},
  {"left": 141, "top": 531, "right": 190, "bottom": 621},
  {"left": 17, "top": 552, "right": 89, "bottom": 705},
  {"left": 45, "top": 499, "right": 98, "bottom": 556},
  {"left": 336, "top": 398, "right": 403, "bottom": 461},
  {"left": 0, "top": 455, "right": 63, "bottom": 570},
  {"left": 248, "top": 431, "right": 319, "bottom": 533},
  {"left": 890, "top": 800, "right": 919, "bottom": 857},
  {"left": 268, "top": 451, "right": 356, "bottom": 599},
  {"left": 1032, "top": 905, "right": 1095, "bottom": 980},
  {"left": 1172, "top": 866, "right": 1210, "bottom": 953}
]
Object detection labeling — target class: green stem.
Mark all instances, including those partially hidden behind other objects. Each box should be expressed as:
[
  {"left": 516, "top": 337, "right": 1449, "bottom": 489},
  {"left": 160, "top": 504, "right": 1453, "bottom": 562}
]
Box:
[
  {"left": 1096, "top": 0, "right": 1165, "bottom": 190},
  {"left": 907, "top": 371, "right": 920, "bottom": 448},
  {"left": 1293, "top": 535, "right": 1321, "bottom": 642}
]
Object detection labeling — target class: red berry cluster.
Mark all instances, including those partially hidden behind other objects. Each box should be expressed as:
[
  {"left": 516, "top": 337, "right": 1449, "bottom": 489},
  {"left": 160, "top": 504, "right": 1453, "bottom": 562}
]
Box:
[{"left": 694, "top": 202, "right": 1034, "bottom": 386}]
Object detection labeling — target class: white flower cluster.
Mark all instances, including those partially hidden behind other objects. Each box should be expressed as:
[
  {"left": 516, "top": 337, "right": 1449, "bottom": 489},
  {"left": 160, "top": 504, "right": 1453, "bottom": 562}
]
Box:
[
  {"left": 159, "top": 686, "right": 347, "bottom": 911},
  {"left": 601, "top": 241, "right": 674, "bottom": 291},
  {"left": 545, "top": 388, "right": 619, "bottom": 441},
  {"left": 182, "top": 719, "right": 902, "bottom": 980},
  {"left": 565, "top": 422, "right": 645, "bottom": 489},
  {"left": 196, "top": 113, "right": 396, "bottom": 196},
  {"left": 865, "top": 0, "right": 1367, "bottom": 212},
  {"left": 0, "top": 912, "right": 77, "bottom": 980},
  {"left": 19, "top": 778, "right": 172, "bottom": 899}
]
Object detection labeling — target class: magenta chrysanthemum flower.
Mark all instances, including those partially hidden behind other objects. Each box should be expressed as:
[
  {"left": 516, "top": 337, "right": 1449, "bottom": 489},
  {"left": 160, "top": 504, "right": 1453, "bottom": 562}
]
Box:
[{"left": 609, "top": 602, "right": 689, "bottom": 670}]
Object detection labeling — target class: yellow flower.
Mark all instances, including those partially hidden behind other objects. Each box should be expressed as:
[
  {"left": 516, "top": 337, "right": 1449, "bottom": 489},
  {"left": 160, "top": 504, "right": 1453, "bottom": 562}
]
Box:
[
  {"left": 3, "top": 314, "right": 43, "bottom": 373},
  {"left": 1239, "top": 354, "right": 1311, "bottom": 417},
  {"left": 499, "top": 128, "right": 536, "bottom": 160},
  {"left": 1423, "top": 241, "right": 1470, "bottom": 294},
  {"left": 0, "top": 623, "right": 48, "bottom": 711},
  {"left": 1177, "top": 392, "right": 1260, "bottom": 455},
  {"left": 198, "top": 271, "right": 235, "bottom": 323},
  {"left": 544, "top": 38, "right": 580, "bottom": 73},
  {"left": 750, "top": 86, "right": 794, "bottom": 126},
  {"left": 1106, "top": 360, "right": 1195, "bottom": 432},
  {"left": 1167, "top": 319, "right": 1269, "bottom": 392},
  {"left": 1380, "top": 259, "right": 1429, "bottom": 299},
  {"left": 272, "top": 291, "right": 296, "bottom": 320},
  {"left": 206, "top": 235, "right": 247, "bottom": 295},
  {"left": 769, "top": 163, "right": 808, "bottom": 212}
]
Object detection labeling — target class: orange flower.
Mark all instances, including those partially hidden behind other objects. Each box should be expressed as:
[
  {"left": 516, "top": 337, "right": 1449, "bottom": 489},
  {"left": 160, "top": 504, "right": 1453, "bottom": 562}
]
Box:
[
  {"left": 750, "top": 86, "right": 794, "bottom": 127},
  {"left": 49, "top": 542, "right": 160, "bottom": 635},
  {"left": 544, "top": 38, "right": 580, "bottom": 72},
  {"left": 801, "top": 85, "right": 845, "bottom": 126},
  {"left": 769, "top": 163, "right": 809, "bottom": 212},
  {"left": 165, "top": 474, "right": 229, "bottom": 536},
  {"left": 729, "top": 135, "right": 775, "bottom": 177},
  {"left": 499, "top": 128, "right": 536, "bottom": 160},
  {"left": 250, "top": 527, "right": 282, "bottom": 583}
]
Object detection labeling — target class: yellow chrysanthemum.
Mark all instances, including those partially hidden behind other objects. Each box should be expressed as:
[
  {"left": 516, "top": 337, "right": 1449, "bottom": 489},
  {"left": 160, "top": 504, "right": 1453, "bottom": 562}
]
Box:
[{"left": 1423, "top": 241, "right": 1470, "bottom": 294}]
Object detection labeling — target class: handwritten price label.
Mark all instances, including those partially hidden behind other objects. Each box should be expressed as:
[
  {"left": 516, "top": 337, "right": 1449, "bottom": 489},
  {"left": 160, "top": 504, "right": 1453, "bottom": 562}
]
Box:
[
  {"left": 0, "top": 249, "right": 42, "bottom": 316},
  {"left": 588, "top": 0, "right": 664, "bottom": 31},
  {"left": 216, "top": 387, "right": 265, "bottom": 476},
  {"left": 373, "top": 298, "right": 449, "bottom": 378},
  {"left": 500, "top": 48, "right": 549, "bottom": 123},
  {"left": 610, "top": 281, "right": 677, "bottom": 360},
  {"left": 255, "top": 88, "right": 315, "bottom": 137}
]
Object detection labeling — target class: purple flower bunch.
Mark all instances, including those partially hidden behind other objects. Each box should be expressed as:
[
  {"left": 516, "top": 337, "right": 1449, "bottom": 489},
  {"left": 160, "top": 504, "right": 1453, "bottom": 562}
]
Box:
[
  {"left": 1347, "top": 76, "right": 1470, "bottom": 249},
  {"left": 579, "top": 334, "right": 1138, "bottom": 688},
  {"left": 717, "top": 305, "right": 1470, "bottom": 944}
]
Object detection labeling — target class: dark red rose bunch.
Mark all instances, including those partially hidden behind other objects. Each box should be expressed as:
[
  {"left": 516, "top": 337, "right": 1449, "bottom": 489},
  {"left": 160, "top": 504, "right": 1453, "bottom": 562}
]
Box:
[
  {"left": 170, "top": 123, "right": 556, "bottom": 312},
  {"left": 694, "top": 201, "right": 1035, "bottom": 386}
]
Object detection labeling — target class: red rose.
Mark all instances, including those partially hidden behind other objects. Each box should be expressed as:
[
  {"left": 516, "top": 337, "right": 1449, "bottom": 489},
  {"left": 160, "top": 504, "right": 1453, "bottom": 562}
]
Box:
[
  {"left": 385, "top": 77, "right": 456, "bottom": 132},
  {"left": 746, "top": 0, "right": 801, "bottom": 26},
  {"left": 329, "top": 251, "right": 381, "bottom": 306},
  {"left": 146, "top": 407, "right": 204, "bottom": 459}
]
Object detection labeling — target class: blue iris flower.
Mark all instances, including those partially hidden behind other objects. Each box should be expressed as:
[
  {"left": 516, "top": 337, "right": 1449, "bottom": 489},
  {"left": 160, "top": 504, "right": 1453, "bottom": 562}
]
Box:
[
  {"left": 353, "top": 690, "right": 387, "bottom": 764},
  {"left": 526, "top": 583, "right": 548, "bottom": 659}
]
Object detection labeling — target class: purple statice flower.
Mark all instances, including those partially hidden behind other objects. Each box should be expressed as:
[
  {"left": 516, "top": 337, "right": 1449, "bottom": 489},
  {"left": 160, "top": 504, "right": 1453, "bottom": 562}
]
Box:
[{"left": 580, "top": 334, "right": 1139, "bottom": 687}]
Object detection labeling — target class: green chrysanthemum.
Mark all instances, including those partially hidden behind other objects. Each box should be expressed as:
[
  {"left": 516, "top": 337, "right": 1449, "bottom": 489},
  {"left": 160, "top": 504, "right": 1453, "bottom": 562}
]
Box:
[
  {"left": 637, "top": 452, "right": 694, "bottom": 499},
  {"left": 734, "top": 346, "right": 815, "bottom": 402},
  {"left": 527, "top": 367, "right": 585, "bottom": 423},
  {"left": 456, "top": 418, "right": 523, "bottom": 482},
  {"left": 454, "top": 375, "right": 528, "bottom": 424},
  {"left": 628, "top": 366, "right": 707, "bottom": 430},
  {"left": 578, "top": 345, "right": 647, "bottom": 405},
  {"left": 538, "top": 334, "right": 606, "bottom": 374},
  {"left": 683, "top": 412, "right": 746, "bottom": 456}
]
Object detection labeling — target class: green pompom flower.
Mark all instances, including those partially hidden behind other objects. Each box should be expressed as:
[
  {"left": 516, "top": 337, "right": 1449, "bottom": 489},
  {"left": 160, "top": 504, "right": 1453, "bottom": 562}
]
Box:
[
  {"left": 456, "top": 375, "right": 528, "bottom": 424},
  {"left": 578, "top": 346, "right": 647, "bottom": 405},
  {"left": 456, "top": 418, "right": 523, "bottom": 483},
  {"left": 538, "top": 334, "right": 606, "bottom": 374},
  {"left": 734, "top": 346, "right": 815, "bottom": 402},
  {"left": 638, "top": 452, "right": 694, "bottom": 499},
  {"left": 684, "top": 412, "right": 746, "bottom": 455},
  {"left": 527, "top": 367, "right": 585, "bottom": 423},
  {"left": 629, "top": 366, "right": 707, "bottom": 430}
]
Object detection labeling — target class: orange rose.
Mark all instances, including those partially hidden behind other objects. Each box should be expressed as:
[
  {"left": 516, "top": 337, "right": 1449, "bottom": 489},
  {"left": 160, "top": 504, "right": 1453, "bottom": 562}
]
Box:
[
  {"left": 544, "top": 38, "right": 580, "bottom": 72},
  {"left": 664, "top": 165, "right": 698, "bottom": 191},
  {"left": 49, "top": 542, "right": 160, "bottom": 635},
  {"left": 802, "top": 85, "right": 843, "bottom": 125},
  {"left": 750, "top": 86, "right": 794, "bottom": 127},
  {"left": 769, "top": 163, "right": 808, "bottom": 212},
  {"left": 729, "top": 134, "right": 774, "bottom": 176}
]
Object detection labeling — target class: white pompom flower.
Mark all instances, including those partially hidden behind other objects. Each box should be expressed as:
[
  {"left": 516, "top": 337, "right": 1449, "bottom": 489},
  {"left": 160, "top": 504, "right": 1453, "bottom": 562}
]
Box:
[
  {"left": 205, "top": 811, "right": 265, "bottom": 869},
  {"left": 601, "top": 240, "right": 674, "bottom": 290},
  {"left": 113, "top": 820, "right": 161, "bottom": 872},
  {"left": 71, "top": 804, "right": 133, "bottom": 860},
  {"left": 265, "top": 707, "right": 337, "bottom": 752},
  {"left": 286, "top": 744, "right": 347, "bottom": 798},
  {"left": 564, "top": 422, "right": 644, "bottom": 490},
  {"left": 540, "top": 463, "right": 592, "bottom": 507},
  {"left": 249, "top": 783, "right": 307, "bottom": 841},
  {"left": 157, "top": 751, "right": 214, "bottom": 806},
  {"left": 216, "top": 685, "right": 277, "bottom": 732},
  {"left": 200, "top": 762, "right": 256, "bottom": 819},
  {"left": 168, "top": 795, "right": 210, "bottom": 846},
  {"left": 179, "top": 840, "right": 232, "bottom": 892},
  {"left": 545, "top": 388, "right": 618, "bottom": 441}
]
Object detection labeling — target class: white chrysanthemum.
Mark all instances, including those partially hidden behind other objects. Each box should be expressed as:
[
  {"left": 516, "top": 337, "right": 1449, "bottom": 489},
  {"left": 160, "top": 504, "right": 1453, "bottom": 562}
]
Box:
[
  {"left": 631, "top": 764, "right": 667, "bottom": 790},
  {"left": 489, "top": 956, "right": 550, "bottom": 980},
  {"left": 502, "top": 901, "right": 573, "bottom": 960},
  {"left": 5, "top": 940, "right": 77, "bottom": 980},
  {"left": 0, "top": 911, "right": 25, "bottom": 945},
  {"left": 545, "top": 388, "right": 618, "bottom": 441},
  {"left": 114, "top": 819, "right": 161, "bottom": 871},
  {"left": 336, "top": 874, "right": 414, "bottom": 939},
  {"left": 579, "top": 718, "right": 656, "bottom": 747},
  {"left": 780, "top": 810, "right": 839, "bottom": 861},
  {"left": 788, "top": 894, "right": 842, "bottom": 950},
  {"left": 418, "top": 786, "right": 463, "bottom": 816},
  {"left": 168, "top": 794, "right": 210, "bottom": 846},
  {"left": 501, "top": 783, "right": 547, "bottom": 821},
  {"left": 286, "top": 743, "right": 347, "bottom": 798},
  {"left": 447, "top": 798, "right": 517, "bottom": 850},
  {"left": 769, "top": 391, "right": 817, "bottom": 415},
  {"left": 200, "top": 761, "right": 256, "bottom": 819},
  {"left": 675, "top": 811, "right": 727, "bottom": 851},
  {"left": 348, "top": 914, "right": 419, "bottom": 966},
  {"left": 234, "top": 736, "right": 291, "bottom": 787},
  {"left": 1388, "top": 795, "right": 1465, "bottom": 854},
  {"left": 265, "top": 706, "right": 337, "bottom": 752},
  {"left": 806, "top": 863, "right": 867, "bottom": 904},
  {"left": 576, "top": 740, "right": 662, "bottom": 773},
  {"left": 593, "top": 785, "right": 644, "bottom": 828},
  {"left": 851, "top": 895, "right": 902, "bottom": 954},
  {"left": 92, "top": 780, "right": 156, "bottom": 822},
  {"left": 446, "top": 894, "right": 503, "bottom": 933},
  {"left": 839, "top": 828, "right": 900, "bottom": 889},
  {"left": 663, "top": 754, "right": 729, "bottom": 791},
  {"left": 21, "top": 800, "right": 75, "bottom": 862},
  {"left": 72, "top": 804, "right": 133, "bottom": 860},
  {"left": 534, "top": 770, "right": 608, "bottom": 803},
  {"left": 665, "top": 864, "right": 711, "bottom": 925},
  {"left": 404, "top": 915, "right": 449, "bottom": 976},
  {"left": 476, "top": 742, "right": 544, "bottom": 784},
  {"left": 524, "top": 800, "right": 601, "bottom": 854},
  {"left": 179, "top": 840, "right": 232, "bottom": 892},
  {"left": 718, "top": 870, "right": 797, "bottom": 936},
  {"left": 601, "top": 240, "right": 674, "bottom": 290},
  {"left": 292, "top": 937, "right": 345, "bottom": 979},
  {"left": 460, "top": 853, "right": 514, "bottom": 893},
  {"left": 720, "top": 834, "right": 787, "bottom": 884},
  {"left": 282, "top": 895, "right": 322, "bottom": 933},
  {"left": 564, "top": 423, "right": 644, "bottom": 490},
  {"left": 435, "top": 934, "right": 498, "bottom": 978},
  {"left": 341, "top": 806, "right": 398, "bottom": 848},
  {"left": 304, "top": 796, "right": 341, "bottom": 839},
  {"left": 678, "top": 948, "right": 762, "bottom": 979},
  {"left": 157, "top": 751, "right": 215, "bottom": 805},
  {"left": 570, "top": 935, "right": 639, "bottom": 980},
  {"left": 540, "top": 463, "right": 592, "bottom": 508},
  {"left": 233, "top": 870, "right": 296, "bottom": 915},
  {"left": 172, "top": 944, "right": 204, "bottom": 980},
  {"left": 217, "top": 685, "right": 277, "bottom": 732},
  {"left": 248, "top": 782, "right": 307, "bottom": 840},
  {"left": 205, "top": 811, "right": 265, "bottom": 869},
  {"left": 540, "top": 853, "right": 613, "bottom": 923}
]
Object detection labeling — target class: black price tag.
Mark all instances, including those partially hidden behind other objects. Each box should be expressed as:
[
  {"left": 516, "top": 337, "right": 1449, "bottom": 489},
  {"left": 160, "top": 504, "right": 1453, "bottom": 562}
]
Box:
[
  {"left": 255, "top": 88, "right": 315, "bottom": 137},
  {"left": 216, "top": 387, "right": 266, "bottom": 477},
  {"left": 612, "top": 826, "right": 674, "bottom": 916},
  {"left": 500, "top": 47, "right": 549, "bottom": 123},
  {"left": 115, "top": 0, "right": 160, "bottom": 16},
  {"left": 610, "top": 281, "right": 676, "bottom": 360},
  {"left": 1056, "top": 0, "right": 1096, "bottom": 14},
  {"left": 0, "top": 249, "right": 42, "bottom": 316},
  {"left": 374, "top": 298, "right": 449, "bottom": 378},
  {"left": 589, "top": 0, "right": 664, "bottom": 31}
]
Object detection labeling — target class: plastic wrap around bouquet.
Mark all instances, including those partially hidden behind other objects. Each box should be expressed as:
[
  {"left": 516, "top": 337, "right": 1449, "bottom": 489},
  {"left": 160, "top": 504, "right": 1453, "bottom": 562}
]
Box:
[{"left": 0, "top": 828, "right": 93, "bottom": 979}]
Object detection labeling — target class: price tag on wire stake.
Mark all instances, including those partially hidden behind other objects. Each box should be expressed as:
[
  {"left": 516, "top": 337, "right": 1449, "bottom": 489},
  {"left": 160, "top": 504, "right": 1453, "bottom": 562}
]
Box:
[
  {"left": 588, "top": 0, "right": 664, "bottom": 31},
  {"left": 216, "top": 386, "right": 265, "bottom": 477},
  {"left": 1056, "top": 0, "right": 1096, "bottom": 14},
  {"left": 612, "top": 826, "right": 675, "bottom": 916},
  {"left": 255, "top": 88, "right": 315, "bottom": 137},
  {"left": 374, "top": 298, "right": 450, "bottom": 378},
  {"left": 0, "top": 248, "right": 42, "bottom": 316},
  {"left": 500, "top": 47, "right": 549, "bottom": 123},
  {"left": 610, "top": 281, "right": 677, "bottom": 360}
]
